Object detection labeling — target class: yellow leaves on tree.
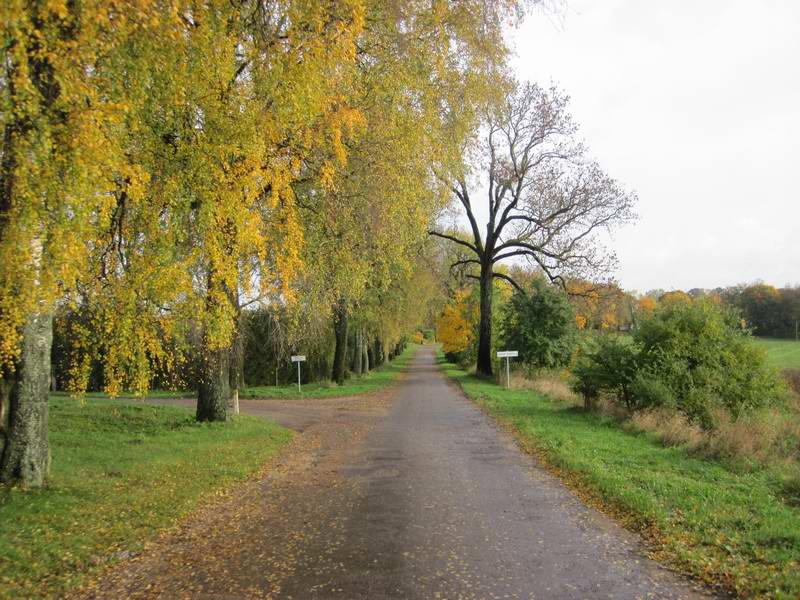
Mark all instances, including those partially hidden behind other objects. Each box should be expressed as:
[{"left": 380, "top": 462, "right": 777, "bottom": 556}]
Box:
[
  {"left": 437, "top": 290, "right": 475, "bottom": 354},
  {"left": 0, "top": 0, "right": 371, "bottom": 396},
  {"left": 0, "top": 0, "right": 149, "bottom": 371},
  {"left": 567, "top": 280, "right": 626, "bottom": 331},
  {"left": 638, "top": 296, "right": 657, "bottom": 315},
  {"left": 660, "top": 290, "right": 692, "bottom": 305}
]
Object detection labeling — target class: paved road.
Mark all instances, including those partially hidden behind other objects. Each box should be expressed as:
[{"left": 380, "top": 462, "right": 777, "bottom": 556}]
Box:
[{"left": 81, "top": 346, "right": 709, "bottom": 599}]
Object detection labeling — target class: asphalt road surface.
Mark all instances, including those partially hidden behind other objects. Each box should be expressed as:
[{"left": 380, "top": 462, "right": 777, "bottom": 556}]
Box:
[{"left": 80, "top": 346, "right": 711, "bottom": 599}]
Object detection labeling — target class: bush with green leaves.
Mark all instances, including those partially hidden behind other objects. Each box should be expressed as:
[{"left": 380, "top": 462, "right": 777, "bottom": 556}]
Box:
[
  {"left": 634, "top": 300, "right": 782, "bottom": 422},
  {"left": 572, "top": 334, "right": 639, "bottom": 410},
  {"left": 572, "top": 300, "right": 783, "bottom": 424},
  {"left": 499, "top": 278, "right": 578, "bottom": 371}
]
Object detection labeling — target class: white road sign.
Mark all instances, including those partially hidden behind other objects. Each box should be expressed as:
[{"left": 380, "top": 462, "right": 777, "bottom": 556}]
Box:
[
  {"left": 291, "top": 355, "right": 307, "bottom": 362},
  {"left": 497, "top": 350, "right": 518, "bottom": 389}
]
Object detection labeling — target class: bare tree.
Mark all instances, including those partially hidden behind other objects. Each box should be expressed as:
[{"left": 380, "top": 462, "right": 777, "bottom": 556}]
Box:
[{"left": 431, "top": 82, "right": 636, "bottom": 376}]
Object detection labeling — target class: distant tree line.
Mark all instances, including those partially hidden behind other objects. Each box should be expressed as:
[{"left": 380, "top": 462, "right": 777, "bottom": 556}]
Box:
[
  {"left": 722, "top": 284, "right": 800, "bottom": 339},
  {"left": 644, "top": 284, "right": 800, "bottom": 339}
]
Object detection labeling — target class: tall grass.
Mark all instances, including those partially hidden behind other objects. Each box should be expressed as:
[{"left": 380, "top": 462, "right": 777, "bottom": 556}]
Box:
[{"left": 515, "top": 366, "right": 800, "bottom": 492}]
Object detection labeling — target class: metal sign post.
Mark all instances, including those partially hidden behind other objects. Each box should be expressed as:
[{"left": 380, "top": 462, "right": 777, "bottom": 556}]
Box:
[
  {"left": 496, "top": 350, "right": 518, "bottom": 389},
  {"left": 290, "top": 355, "right": 306, "bottom": 392}
]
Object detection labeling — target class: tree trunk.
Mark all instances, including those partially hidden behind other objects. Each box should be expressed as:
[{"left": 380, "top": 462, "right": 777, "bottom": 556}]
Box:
[
  {"left": 0, "top": 313, "right": 53, "bottom": 487},
  {"left": 476, "top": 261, "right": 494, "bottom": 376},
  {"left": 374, "top": 338, "right": 384, "bottom": 367},
  {"left": 332, "top": 301, "right": 348, "bottom": 385},
  {"left": 362, "top": 333, "right": 370, "bottom": 373},
  {"left": 352, "top": 329, "right": 362, "bottom": 376},
  {"left": 196, "top": 340, "right": 230, "bottom": 422},
  {"left": 0, "top": 376, "right": 9, "bottom": 458},
  {"left": 367, "top": 339, "right": 375, "bottom": 371},
  {"left": 229, "top": 295, "right": 245, "bottom": 393}
]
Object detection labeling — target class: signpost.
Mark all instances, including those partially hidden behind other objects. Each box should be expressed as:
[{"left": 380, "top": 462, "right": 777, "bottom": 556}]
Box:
[
  {"left": 496, "top": 350, "right": 518, "bottom": 389},
  {"left": 291, "top": 355, "right": 306, "bottom": 393}
]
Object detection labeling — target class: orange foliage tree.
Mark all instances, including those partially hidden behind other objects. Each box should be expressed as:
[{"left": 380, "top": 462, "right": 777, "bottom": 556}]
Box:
[{"left": 437, "top": 289, "right": 476, "bottom": 356}]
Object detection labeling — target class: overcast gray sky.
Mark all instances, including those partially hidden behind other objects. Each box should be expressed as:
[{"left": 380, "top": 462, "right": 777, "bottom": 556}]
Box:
[{"left": 509, "top": 0, "right": 799, "bottom": 293}]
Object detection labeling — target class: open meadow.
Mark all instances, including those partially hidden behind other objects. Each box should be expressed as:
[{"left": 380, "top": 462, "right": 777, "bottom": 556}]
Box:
[{"left": 755, "top": 338, "right": 800, "bottom": 370}]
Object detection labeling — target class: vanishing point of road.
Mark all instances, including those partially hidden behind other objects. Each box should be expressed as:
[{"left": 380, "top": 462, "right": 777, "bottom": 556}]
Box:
[{"left": 80, "top": 346, "right": 711, "bottom": 599}]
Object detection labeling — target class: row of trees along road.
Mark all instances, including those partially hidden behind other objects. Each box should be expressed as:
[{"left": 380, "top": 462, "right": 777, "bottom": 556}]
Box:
[
  {"left": 431, "top": 83, "right": 637, "bottom": 376},
  {"left": 0, "top": 0, "right": 531, "bottom": 487}
]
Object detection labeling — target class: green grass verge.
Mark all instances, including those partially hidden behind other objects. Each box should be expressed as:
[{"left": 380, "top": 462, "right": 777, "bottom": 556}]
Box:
[
  {"left": 0, "top": 398, "right": 292, "bottom": 598},
  {"left": 50, "top": 388, "right": 190, "bottom": 400},
  {"left": 239, "top": 343, "right": 418, "bottom": 400},
  {"left": 50, "top": 344, "right": 419, "bottom": 403},
  {"left": 754, "top": 338, "right": 800, "bottom": 370},
  {"left": 436, "top": 352, "right": 800, "bottom": 599}
]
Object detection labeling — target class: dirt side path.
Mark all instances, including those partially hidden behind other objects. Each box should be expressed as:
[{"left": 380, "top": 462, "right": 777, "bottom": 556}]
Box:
[
  {"left": 74, "top": 389, "right": 394, "bottom": 599},
  {"left": 76, "top": 347, "right": 713, "bottom": 599}
]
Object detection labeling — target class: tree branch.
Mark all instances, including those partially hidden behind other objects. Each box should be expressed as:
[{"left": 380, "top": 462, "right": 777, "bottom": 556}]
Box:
[
  {"left": 428, "top": 230, "right": 479, "bottom": 255},
  {"left": 450, "top": 258, "right": 481, "bottom": 269},
  {"left": 456, "top": 179, "right": 485, "bottom": 255},
  {"left": 492, "top": 272, "right": 523, "bottom": 293}
]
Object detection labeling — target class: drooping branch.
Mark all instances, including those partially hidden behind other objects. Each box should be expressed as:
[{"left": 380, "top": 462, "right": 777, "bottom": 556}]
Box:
[
  {"left": 492, "top": 272, "right": 523, "bottom": 293},
  {"left": 428, "top": 230, "right": 480, "bottom": 255}
]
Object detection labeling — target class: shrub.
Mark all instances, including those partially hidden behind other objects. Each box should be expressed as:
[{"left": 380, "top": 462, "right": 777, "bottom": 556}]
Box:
[
  {"left": 437, "top": 289, "right": 476, "bottom": 367},
  {"left": 572, "top": 300, "right": 783, "bottom": 425},
  {"left": 572, "top": 335, "right": 638, "bottom": 410},
  {"left": 634, "top": 300, "right": 783, "bottom": 423},
  {"left": 630, "top": 372, "right": 676, "bottom": 410},
  {"left": 499, "top": 278, "right": 578, "bottom": 371}
]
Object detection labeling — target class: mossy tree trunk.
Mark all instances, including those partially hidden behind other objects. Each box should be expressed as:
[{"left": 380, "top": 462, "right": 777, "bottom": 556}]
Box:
[
  {"left": 352, "top": 328, "right": 362, "bottom": 376},
  {"left": 0, "top": 313, "right": 53, "bottom": 487},
  {"left": 331, "top": 300, "right": 348, "bottom": 385},
  {"left": 196, "top": 271, "right": 231, "bottom": 422},
  {"left": 362, "top": 333, "right": 370, "bottom": 373},
  {"left": 197, "top": 340, "right": 230, "bottom": 422}
]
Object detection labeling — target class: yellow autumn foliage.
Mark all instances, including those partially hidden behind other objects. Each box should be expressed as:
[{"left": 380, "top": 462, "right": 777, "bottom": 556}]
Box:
[{"left": 437, "top": 290, "right": 475, "bottom": 354}]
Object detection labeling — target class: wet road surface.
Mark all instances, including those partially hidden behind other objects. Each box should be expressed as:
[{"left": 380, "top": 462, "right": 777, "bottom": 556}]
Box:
[{"left": 79, "top": 346, "right": 710, "bottom": 599}]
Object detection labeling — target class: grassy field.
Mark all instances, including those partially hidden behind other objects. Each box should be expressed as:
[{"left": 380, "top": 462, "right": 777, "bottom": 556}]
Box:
[
  {"left": 437, "top": 353, "right": 800, "bottom": 599},
  {"left": 240, "top": 343, "right": 417, "bottom": 399},
  {"left": 754, "top": 337, "right": 800, "bottom": 370},
  {"left": 0, "top": 399, "right": 292, "bottom": 598}
]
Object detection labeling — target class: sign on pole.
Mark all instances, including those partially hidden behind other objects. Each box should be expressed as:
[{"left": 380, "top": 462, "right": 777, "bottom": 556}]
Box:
[
  {"left": 496, "top": 350, "right": 518, "bottom": 389},
  {"left": 291, "top": 355, "right": 306, "bottom": 392}
]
